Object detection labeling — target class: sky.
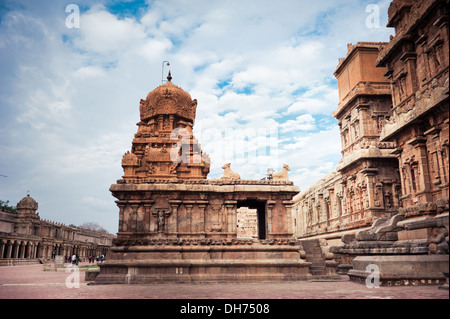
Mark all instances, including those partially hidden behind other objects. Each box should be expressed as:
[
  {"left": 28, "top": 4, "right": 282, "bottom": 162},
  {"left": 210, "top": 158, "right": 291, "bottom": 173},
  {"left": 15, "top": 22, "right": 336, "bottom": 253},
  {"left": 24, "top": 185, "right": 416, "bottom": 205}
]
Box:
[{"left": 0, "top": 0, "right": 394, "bottom": 234}]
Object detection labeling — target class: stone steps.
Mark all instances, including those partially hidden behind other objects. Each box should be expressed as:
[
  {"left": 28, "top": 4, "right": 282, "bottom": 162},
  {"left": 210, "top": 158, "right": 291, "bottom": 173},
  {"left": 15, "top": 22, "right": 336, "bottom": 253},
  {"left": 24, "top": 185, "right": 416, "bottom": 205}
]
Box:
[{"left": 301, "top": 240, "right": 327, "bottom": 276}]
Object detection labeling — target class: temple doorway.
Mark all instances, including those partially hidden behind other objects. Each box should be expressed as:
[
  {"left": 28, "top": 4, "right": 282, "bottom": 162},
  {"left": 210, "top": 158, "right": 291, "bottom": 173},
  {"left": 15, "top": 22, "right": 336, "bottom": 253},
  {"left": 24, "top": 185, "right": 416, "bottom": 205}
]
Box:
[{"left": 237, "top": 199, "right": 266, "bottom": 239}]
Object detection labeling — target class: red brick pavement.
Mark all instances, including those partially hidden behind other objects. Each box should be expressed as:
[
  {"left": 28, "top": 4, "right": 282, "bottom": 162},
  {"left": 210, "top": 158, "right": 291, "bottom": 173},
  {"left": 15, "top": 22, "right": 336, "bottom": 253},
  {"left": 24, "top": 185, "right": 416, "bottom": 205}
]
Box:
[{"left": 0, "top": 263, "right": 448, "bottom": 300}]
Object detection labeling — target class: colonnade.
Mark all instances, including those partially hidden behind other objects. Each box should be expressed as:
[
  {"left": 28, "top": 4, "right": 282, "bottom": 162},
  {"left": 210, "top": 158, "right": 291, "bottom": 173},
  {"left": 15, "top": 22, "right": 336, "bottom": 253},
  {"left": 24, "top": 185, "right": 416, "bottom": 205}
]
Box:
[{"left": 0, "top": 238, "right": 109, "bottom": 261}]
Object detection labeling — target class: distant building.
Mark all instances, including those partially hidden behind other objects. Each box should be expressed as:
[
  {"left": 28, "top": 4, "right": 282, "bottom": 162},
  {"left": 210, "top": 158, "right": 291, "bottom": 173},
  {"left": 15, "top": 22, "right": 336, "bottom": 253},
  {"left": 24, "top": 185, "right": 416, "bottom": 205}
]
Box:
[
  {"left": 0, "top": 194, "right": 114, "bottom": 265},
  {"left": 294, "top": 42, "right": 401, "bottom": 241},
  {"left": 293, "top": 0, "right": 448, "bottom": 285},
  {"left": 294, "top": 0, "right": 448, "bottom": 246}
]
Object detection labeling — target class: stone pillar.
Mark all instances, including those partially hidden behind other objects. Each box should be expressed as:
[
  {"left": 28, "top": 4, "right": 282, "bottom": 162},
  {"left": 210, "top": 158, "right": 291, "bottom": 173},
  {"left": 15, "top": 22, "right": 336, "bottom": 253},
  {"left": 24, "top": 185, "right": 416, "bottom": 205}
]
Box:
[
  {"left": 13, "top": 242, "right": 19, "bottom": 258},
  {"left": 28, "top": 243, "right": 33, "bottom": 258},
  {"left": 6, "top": 242, "right": 12, "bottom": 258},
  {"left": 267, "top": 200, "right": 275, "bottom": 236},
  {"left": 25, "top": 243, "right": 30, "bottom": 258},
  {"left": 0, "top": 241, "right": 5, "bottom": 258},
  {"left": 34, "top": 243, "right": 38, "bottom": 258}
]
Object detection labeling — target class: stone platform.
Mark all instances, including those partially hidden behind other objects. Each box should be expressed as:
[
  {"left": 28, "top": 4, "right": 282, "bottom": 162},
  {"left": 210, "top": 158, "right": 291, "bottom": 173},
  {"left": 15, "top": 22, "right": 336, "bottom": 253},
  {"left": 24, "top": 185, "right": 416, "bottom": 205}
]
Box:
[
  {"left": 94, "top": 178, "right": 312, "bottom": 284},
  {"left": 95, "top": 240, "right": 312, "bottom": 284},
  {"left": 348, "top": 255, "right": 449, "bottom": 286}
]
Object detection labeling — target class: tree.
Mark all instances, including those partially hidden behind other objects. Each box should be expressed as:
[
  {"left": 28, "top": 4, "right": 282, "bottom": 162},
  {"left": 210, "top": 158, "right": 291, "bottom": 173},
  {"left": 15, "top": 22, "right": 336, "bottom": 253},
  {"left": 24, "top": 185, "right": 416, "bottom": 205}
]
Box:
[
  {"left": 0, "top": 200, "right": 17, "bottom": 213},
  {"left": 78, "top": 222, "right": 109, "bottom": 234}
]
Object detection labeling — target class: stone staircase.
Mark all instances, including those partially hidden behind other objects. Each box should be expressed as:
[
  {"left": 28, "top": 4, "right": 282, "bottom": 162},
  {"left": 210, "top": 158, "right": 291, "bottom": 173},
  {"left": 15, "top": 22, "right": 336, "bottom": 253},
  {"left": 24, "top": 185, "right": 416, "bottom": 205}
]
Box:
[{"left": 301, "top": 239, "right": 327, "bottom": 276}]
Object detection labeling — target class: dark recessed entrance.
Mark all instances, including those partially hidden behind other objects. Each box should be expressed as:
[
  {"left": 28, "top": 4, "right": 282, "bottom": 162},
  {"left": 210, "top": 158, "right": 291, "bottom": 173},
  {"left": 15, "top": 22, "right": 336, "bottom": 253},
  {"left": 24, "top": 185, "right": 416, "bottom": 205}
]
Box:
[{"left": 237, "top": 199, "right": 266, "bottom": 239}]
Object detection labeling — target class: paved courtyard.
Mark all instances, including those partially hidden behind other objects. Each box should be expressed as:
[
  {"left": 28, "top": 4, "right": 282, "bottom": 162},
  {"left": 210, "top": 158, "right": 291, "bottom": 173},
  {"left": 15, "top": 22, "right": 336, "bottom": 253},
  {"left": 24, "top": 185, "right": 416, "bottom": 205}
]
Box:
[{"left": 0, "top": 263, "right": 448, "bottom": 300}]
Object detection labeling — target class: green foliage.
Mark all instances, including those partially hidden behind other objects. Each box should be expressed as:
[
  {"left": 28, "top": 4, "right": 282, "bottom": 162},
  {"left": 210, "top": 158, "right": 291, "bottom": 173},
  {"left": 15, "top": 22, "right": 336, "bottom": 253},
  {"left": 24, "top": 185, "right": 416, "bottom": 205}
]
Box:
[{"left": 0, "top": 200, "right": 17, "bottom": 213}]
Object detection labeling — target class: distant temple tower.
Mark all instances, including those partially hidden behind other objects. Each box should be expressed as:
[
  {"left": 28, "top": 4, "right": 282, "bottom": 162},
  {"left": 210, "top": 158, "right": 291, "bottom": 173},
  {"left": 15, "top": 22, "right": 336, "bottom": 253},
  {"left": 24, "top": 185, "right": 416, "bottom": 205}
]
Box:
[
  {"left": 333, "top": 42, "right": 401, "bottom": 220},
  {"left": 293, "top": 42, "right": 401, "bottom": 239}
]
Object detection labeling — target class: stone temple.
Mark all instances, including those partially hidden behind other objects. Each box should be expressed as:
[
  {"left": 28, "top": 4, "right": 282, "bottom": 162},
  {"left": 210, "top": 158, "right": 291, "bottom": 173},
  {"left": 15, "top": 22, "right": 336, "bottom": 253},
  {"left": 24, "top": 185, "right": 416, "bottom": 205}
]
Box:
[
  {"left": 95, "top": 0, "right": 448, "bottom": 286},
  {"left": 94, "top": 73, "right": 319, "bottom": 284}
]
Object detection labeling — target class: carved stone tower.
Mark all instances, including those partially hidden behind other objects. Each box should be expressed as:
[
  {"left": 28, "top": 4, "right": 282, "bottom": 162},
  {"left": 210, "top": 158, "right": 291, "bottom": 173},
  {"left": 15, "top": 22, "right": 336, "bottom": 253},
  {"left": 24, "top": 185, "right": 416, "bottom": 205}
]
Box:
[
  {"left": 122, "top": 73, "right": 210, "bottom": 180},
  {"left": 15, "top": 194, "right": 40, "bottom": 236},
  {"left": 333, "top": 42, "right": 401, "bottom": 221}
]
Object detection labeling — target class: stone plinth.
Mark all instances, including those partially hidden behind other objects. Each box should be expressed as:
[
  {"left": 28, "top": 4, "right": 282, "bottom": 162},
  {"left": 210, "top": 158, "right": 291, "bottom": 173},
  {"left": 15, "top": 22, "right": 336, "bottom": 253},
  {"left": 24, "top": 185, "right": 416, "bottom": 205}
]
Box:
[
  {"left": 94, "top": 179, "right": 311, "bottom": 283},
  {"left": 95, "top": 241, "right": 312, "bottom": 284},
  {"left": 348, "top": 255, "right": 449, "bottom": 286}
]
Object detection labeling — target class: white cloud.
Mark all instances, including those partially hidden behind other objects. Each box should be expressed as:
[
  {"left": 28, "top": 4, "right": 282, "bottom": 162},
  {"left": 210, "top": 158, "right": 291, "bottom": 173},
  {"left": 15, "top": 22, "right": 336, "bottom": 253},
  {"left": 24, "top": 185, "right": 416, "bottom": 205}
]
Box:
[
  {"left": 279, "top": 114, "right": 317, "bottom": 133},
  {"left": 74, "top": 8, "right": 147, "bottom": 55}
]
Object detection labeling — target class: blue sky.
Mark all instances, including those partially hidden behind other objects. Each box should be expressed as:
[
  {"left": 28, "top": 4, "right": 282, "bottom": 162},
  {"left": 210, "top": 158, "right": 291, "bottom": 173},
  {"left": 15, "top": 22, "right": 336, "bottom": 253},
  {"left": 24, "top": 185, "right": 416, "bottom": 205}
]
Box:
[{"left": 0, "top": 0, "right": 394, "bottom": 233}]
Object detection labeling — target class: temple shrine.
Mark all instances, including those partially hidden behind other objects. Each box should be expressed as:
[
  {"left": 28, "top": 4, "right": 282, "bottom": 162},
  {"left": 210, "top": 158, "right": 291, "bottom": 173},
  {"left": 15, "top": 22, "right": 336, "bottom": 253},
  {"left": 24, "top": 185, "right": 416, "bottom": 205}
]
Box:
[{"left": 94, "top": 73, "right": 317, "bottom": 283}]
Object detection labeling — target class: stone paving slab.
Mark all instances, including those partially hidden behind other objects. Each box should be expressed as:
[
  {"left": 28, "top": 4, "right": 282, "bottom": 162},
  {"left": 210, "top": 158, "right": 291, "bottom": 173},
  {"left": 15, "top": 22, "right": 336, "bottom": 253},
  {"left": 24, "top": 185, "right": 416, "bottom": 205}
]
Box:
[
  {"left": 1, "top": 263, "right": 448, "bottom": 318},
  {"left": 0, "top": 263, "right": 448, "bottom": 300}
]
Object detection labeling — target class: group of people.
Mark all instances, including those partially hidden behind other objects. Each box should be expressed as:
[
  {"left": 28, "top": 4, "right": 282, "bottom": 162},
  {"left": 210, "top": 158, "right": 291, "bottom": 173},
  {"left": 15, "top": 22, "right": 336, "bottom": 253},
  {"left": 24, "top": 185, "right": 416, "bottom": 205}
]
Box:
[
  {"left": 63, "top": 254, "right": 105, "bottom": 265},
  {"left": 64, "top": 254, "right": 80, "bottom": 265},
  {"left": 88, "top": 255, "right": 105, "bottom": 263}
]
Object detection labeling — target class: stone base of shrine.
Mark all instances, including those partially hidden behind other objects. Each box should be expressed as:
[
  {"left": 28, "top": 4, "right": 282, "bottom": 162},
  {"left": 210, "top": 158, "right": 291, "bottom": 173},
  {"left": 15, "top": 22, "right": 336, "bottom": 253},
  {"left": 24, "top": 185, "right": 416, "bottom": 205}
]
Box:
[
  {"left": 348, "top": 255, "right": 449, "bottom": 286},
  {"left": 94, "top": 243, "right": 313, "bottom": 284}
]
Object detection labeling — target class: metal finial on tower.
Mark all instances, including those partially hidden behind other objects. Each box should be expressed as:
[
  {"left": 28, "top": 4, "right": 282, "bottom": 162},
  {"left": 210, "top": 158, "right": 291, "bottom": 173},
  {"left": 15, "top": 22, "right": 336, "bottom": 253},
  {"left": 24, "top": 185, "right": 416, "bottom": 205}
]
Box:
[
  {"left": 162, "top": 60, "right": 170, "bottom": 84},
  {"left": 167, "top": 70, "right": 172, "bottom": 82}
]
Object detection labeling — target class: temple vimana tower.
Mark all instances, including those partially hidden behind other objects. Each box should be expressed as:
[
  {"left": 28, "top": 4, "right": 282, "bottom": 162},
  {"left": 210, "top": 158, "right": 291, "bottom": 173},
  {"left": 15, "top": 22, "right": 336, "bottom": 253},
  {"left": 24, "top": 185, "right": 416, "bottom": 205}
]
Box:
[
  {"left": 123, "top": 71, "right": 211, "bottom": 181},
  {"left": 294, "top": 0, "right": 448, "bottom": 285},
  {"left": 294, "top": 42, "right": 401, "bottom": 238}
]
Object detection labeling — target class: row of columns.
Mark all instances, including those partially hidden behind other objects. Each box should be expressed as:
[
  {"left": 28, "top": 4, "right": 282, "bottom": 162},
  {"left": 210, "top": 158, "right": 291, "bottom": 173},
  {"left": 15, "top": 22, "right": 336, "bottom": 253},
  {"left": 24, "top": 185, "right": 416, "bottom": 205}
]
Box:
[{"left": 0, "top": 239, "right": 107, "bottom": 260}]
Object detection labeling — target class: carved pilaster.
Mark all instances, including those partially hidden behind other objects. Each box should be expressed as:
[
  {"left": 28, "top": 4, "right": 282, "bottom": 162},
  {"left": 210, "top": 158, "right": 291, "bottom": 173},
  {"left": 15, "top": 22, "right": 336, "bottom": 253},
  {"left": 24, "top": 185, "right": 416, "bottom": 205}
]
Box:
[
  {"left": 267, "top": 200, "right": 276, "bottom": 235},
  {"left": 185, "top": 205, "right": 193, "bottom": 233},
  {"left": 169, "top": 200, "right": 181, "bottom": 234},
  {"left": 198, "top": 204, "right": 207, "bottom": 234},
  {"left": 130, "top": 204, "right": 139, "bottom": 233},
  {"left": 283, "top": 200, "right": 295, "bottom": 236},
  {"left": 225, "top": 200, "right": 237, "bottom": 235},
  {"left": 117, "top": 203, "right": 126, "bottom": 232}
]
